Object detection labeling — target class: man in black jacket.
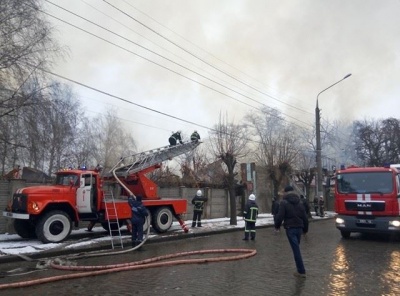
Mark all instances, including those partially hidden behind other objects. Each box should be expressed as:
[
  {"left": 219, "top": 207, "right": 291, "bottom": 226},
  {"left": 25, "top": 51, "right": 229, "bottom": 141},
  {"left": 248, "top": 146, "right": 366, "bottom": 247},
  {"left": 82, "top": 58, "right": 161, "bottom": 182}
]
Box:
[{"left": 275, "top": 186, "right": 309, "bottom": 278}]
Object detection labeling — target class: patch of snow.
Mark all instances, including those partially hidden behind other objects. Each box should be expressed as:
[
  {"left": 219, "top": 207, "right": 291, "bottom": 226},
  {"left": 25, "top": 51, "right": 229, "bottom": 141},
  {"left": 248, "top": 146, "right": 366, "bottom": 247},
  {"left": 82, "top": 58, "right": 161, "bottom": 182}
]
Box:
[{"left": 0, "top": 212, "right": 335, "bottom": 256}]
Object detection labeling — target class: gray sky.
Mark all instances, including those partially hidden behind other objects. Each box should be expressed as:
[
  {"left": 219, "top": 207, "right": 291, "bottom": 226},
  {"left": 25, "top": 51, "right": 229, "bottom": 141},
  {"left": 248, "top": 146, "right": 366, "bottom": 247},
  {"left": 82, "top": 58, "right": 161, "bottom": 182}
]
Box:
[{"left": 45, "top": 0, "right": 400, "bottom": 151}]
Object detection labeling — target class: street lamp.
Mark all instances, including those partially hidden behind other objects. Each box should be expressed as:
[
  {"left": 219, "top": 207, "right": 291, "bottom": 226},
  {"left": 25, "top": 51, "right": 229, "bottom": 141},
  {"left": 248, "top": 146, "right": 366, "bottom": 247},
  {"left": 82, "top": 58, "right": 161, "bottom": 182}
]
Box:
[{"left": 316, "top": 73, "right": 351, "bottom": 199}]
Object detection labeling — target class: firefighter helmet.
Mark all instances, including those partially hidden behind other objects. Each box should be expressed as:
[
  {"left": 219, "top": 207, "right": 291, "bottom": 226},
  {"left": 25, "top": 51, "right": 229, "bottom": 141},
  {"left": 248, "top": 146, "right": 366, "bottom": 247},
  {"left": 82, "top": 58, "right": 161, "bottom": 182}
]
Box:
[
  {"left": 249, "top": 194, "right": 256, "bottom": 201},
  {"left": 196, "top": 190, "right": 202, "bottom": 196}
]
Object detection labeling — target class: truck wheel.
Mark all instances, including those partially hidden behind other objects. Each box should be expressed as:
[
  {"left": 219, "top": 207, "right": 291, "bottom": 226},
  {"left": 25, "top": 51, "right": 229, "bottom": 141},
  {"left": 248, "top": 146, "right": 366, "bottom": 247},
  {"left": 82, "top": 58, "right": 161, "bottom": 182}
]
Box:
[
  {"left": 14, "top": 220, "right": 37, "bottom": 239},
  {"left": 143, "top": 211, "right": 151, "bottom": 233},
  {"left": 341, "top": 230, "right": 351, "bottom": 239},
  {"left": 152, "top": 207, "right": 173, "bottom": 233},
  {"left": 36, "top": 211, "right": 72, "bottom": 243}
]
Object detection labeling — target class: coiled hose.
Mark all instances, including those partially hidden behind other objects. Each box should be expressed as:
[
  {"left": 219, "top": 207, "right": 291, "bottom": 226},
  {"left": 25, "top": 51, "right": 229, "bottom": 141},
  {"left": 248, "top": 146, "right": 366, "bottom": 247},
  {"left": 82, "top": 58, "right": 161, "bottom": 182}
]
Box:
[{"left": 0, "top": 248, "right": 256, "bottom": 290}]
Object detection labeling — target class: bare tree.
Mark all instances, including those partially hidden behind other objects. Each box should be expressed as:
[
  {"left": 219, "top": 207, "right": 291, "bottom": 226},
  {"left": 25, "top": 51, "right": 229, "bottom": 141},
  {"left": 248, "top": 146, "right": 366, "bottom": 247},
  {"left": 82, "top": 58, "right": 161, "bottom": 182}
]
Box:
[
  {"left": 0, "top": 0, "right": 62, "bottom": 113},
  {"left": 246, "top": 107, "right": 301, "bottom": 197},
  {"left": 0, "top": 0, "right": 63, "bottom": 173},
  {"left": 353, "top": 118, "right": 400, "bottom": 166},
  {"left": 17, "top": 82, "right": 82, "bottom": 174},
  {"left": 92, "top": 110, "right": 137, "bottom": 171},
  {"left": 208, "top": 114, "right": 249, "bottom": 225}
]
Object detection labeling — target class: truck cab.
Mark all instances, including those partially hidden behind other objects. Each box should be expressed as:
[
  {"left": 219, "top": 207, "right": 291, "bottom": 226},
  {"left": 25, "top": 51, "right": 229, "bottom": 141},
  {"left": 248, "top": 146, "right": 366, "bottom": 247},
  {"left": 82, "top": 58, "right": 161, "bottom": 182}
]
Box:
[{"left": 334, "top": 165, "right": 400, "bottom": 238}]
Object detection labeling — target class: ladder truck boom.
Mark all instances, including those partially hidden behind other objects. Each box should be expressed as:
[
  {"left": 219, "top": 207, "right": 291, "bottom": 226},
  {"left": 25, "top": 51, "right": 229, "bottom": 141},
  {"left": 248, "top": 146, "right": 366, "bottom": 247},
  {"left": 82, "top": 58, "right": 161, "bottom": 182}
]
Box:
[{"left": 106, "top": 141, "right": 201, "bottom": 179}]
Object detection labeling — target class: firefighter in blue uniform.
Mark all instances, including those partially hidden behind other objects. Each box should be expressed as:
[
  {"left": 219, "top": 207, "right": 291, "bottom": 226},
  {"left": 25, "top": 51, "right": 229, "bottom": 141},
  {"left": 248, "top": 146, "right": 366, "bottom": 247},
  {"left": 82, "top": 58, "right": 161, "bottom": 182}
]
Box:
[
  {"left": 243, "top": 194, "right": 259, "bottom": 240},
  {"left": 128, "top": 195, "right": 148, "bottom": 248}
]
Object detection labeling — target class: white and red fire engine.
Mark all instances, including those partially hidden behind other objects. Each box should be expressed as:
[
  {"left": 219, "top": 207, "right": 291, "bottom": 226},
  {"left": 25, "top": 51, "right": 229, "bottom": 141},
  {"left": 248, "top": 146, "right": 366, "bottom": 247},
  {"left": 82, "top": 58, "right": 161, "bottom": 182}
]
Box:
[{"left": 334, "top": 164, "right": 400, "bottom": 238}]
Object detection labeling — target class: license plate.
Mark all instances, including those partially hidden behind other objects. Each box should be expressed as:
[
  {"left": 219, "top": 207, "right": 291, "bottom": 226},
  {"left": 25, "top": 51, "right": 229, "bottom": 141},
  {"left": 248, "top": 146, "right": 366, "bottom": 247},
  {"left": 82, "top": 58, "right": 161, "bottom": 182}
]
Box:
[
  {"left": 357, "top": 219, "right": 373, "bottom": 224},
  {"left": 5, "top": 212, "right": 13, "bottom": 217}
]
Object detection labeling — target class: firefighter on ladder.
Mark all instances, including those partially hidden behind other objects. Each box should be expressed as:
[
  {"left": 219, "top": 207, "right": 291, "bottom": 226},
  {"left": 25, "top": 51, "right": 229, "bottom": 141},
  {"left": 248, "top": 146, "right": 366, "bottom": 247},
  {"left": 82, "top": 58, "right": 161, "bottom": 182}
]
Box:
[
  {"left": 190, "top": 130, "right": 200, "bottom": 143},
  {"left": 169, "top": 131, "right": 183, "bottom": 146}
]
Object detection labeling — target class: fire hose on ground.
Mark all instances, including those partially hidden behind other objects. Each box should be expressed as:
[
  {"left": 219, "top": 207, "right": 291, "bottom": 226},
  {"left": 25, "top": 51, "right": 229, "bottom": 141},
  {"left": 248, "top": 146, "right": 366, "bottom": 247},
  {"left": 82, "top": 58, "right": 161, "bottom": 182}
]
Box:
[{"left": 0, "top": 248, "right": 257, "bottom": 290}]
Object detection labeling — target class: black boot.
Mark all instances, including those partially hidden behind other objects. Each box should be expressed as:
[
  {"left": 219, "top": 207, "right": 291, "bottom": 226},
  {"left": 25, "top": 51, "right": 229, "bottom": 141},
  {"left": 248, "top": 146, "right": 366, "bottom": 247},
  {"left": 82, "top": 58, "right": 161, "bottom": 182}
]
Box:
[
  {"left": 192, "top": 222, "right": 196, "bottom": 227},
  {"left": 243, "top": 233, "right": 249, "bottom": 241},
  {"left": 197, "top": 222, "right": 202, "bottom": 227}
]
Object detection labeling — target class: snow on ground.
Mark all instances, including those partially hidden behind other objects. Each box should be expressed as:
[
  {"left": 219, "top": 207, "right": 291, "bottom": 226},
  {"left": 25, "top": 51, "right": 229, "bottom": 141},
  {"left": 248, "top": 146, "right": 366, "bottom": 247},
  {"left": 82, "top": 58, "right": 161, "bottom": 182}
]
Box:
[{"left": 0, "top": 212, "right": 336, "bottom": 256}]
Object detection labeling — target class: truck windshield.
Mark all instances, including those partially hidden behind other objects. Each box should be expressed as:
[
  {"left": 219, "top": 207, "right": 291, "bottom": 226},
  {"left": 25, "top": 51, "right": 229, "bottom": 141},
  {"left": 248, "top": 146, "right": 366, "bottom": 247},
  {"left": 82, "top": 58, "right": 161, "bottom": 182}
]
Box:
[
  {"left": 336, "top": 172, "right": 393, "bottom": 194},
  {"left": 55, "top": 174, "right": 78, "bottom": 186}
]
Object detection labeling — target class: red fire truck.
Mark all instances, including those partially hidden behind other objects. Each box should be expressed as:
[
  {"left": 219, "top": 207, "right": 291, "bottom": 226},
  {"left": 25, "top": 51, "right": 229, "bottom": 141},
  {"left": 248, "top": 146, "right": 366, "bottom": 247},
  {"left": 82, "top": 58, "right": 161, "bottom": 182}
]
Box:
[
  {"left": 3, "top": 141, "right": 200, "bottom": 243},
  {"left": 334, "top": 164, "right": 400, "bottom": 238}
]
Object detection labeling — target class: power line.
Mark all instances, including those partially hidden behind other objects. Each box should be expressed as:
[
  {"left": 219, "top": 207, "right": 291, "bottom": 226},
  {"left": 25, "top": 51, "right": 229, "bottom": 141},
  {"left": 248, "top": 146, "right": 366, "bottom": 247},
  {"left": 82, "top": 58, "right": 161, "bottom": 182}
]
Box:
[
  {"left": 43, "top": 0, "right": 313, "bottom": 129},
  {"left": 105, "top": 0, "right": 313, "bottom": 116},
  {"left": 120, "top": 0, "right": 315, "bottom": 112}
]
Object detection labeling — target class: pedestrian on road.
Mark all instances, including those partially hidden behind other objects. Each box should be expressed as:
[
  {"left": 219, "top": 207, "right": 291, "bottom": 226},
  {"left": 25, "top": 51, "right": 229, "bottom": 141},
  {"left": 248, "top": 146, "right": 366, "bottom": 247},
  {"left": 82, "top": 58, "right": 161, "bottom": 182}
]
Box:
[
  {"left": 313, "top": 196, "right": 319, "bottom": 216},
  {"left": 169, "top": 131, "right": 183, "bottom": 146},
  {"left": 275, "top": 185, "right": 309, "bottom": 278},
  {"left": 191, "top": 190, "right": 208, "bottom": 227},
  {"left": 318, "top": 196, "right": 325, "bottom": 217},
  {"left": 128, "top": 195, "right": 148, "bottom": 248},
  {"left": 243, "top": 194, "right": 259, "bottom": 241},
  {"left": 190, "top": 130, "right": 200, "bottom": 142},
  {"left": 271, "top": 196, "right": 280, "bottom": 225}
]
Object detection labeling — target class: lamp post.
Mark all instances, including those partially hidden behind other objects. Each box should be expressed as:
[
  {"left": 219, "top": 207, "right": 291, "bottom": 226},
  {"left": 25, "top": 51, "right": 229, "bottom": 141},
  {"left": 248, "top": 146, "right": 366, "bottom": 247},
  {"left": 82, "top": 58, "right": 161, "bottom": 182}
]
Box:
[{"left": 316, "top": 73, "right": 351, "bottom": 199}]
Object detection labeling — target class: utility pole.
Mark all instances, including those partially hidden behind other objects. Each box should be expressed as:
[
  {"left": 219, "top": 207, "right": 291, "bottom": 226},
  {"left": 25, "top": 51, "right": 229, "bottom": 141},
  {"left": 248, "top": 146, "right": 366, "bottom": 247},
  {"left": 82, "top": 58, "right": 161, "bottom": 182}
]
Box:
[{"left": 315, "top": 74, "right": 352, "bottom": 199}]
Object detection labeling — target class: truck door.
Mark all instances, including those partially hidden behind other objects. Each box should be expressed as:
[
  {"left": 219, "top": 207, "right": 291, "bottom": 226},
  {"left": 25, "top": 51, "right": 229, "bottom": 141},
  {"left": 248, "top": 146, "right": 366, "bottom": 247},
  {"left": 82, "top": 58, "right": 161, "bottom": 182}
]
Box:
[{"left": 76, "top": 173, "right": 94, "bottom": 213}]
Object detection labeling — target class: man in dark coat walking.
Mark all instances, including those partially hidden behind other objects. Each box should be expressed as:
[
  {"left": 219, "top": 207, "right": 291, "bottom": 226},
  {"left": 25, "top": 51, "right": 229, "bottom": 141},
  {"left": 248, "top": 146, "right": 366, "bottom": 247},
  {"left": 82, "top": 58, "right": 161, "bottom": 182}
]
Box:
[{"left": 275, "top": 186, "right": 309, "bottom": 278}]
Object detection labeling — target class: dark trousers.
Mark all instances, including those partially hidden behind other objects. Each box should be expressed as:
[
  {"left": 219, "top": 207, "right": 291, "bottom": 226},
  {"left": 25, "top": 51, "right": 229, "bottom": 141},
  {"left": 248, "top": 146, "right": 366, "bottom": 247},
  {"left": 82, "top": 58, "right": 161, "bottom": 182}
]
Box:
[
  {"left": 169, "top": 137, "right": 176, "bottom": 146},
  {"left": 131, "top": 220, "right": 144, "bottom": 244},
  {"left": 286, "top": 228, "right": 306, "bottom": 274},
  {"left": 319, "top": 205, "right": 324, "bottom": 217},
  {"left": 192, "top": 211, "right": 203, "bottom": 226},
  {"left": 244, "top": 221, "right": 256, "bottom": 239}
]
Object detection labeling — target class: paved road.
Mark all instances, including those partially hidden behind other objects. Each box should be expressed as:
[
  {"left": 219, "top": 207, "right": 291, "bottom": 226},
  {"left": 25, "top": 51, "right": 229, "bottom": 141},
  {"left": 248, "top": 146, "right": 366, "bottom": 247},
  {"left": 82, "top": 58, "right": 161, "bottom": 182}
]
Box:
[{"left": 0, "top": 219, "right": 399, "bottom": 296}]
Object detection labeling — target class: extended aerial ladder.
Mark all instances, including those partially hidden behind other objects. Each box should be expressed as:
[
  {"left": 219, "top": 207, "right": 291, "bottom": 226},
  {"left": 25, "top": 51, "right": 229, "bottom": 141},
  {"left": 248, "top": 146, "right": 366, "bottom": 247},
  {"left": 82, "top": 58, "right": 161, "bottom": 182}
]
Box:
[
  {"left": 101, "top": 141, "right": 201, "bottom": 243},
  {"left": 108, "top": 141, "right": 201, "bottom": 180}
]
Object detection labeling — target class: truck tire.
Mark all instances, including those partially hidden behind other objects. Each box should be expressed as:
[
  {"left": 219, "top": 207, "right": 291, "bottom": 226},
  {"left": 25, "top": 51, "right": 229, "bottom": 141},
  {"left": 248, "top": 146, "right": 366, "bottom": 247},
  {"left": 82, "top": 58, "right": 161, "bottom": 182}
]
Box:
[
  {"left": 341, "top": 230, "right": 351, "bottom": 239},
  {"left": 143, "top": 211, "right": 151, "bottom": 233},
  {"left": 151, "top": 207, "right": 173, "bottom": 233},
  {"left": 35, "top": 211, "right": 72, "bottom": 243},
  {"left": 14, "top": 219, "right": 37, "bottom": 239}
]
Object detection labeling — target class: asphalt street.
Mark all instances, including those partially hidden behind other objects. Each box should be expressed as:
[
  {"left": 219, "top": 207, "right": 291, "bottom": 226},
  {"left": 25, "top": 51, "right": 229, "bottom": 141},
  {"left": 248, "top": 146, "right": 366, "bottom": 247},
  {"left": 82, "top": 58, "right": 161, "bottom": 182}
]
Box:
[{"left": 0, "top": 218, "right": 399, "bottom": 296}]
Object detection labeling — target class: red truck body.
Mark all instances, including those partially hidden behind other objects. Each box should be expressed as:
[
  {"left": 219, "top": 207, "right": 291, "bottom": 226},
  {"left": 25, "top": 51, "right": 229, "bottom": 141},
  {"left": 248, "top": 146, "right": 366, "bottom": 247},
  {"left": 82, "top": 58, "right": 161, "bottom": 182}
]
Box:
[
  {"left": 334, "top": 165, "right": 400, "bottom": 238},
  {"left": 3, "top": 142, "right": 199, "bottom": 243}
]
